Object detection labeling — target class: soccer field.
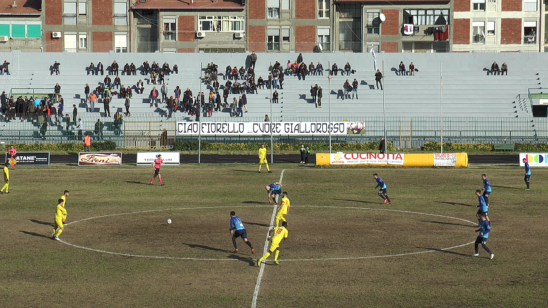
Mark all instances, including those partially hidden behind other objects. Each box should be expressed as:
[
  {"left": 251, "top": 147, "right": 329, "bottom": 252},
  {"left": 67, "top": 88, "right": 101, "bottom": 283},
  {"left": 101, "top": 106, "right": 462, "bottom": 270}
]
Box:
[{"left": 1, "top": 164, "right": 547, "bottom": 307}]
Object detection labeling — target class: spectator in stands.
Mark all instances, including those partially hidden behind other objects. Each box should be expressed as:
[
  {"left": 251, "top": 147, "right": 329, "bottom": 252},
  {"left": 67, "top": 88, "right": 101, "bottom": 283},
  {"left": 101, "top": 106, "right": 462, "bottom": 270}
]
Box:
[
  {"left": 172, "top": 64, "right": 178, "bottom": 74},
  {"left": 316, "top": 62, "right": 324, "bottom": 76},
  {"left": 119, "top": 86, "right": 126, "bottom": 99},
  {"left": 142, "top": 61, "right": 150, "bottom": 75},
  {"left": 264, "top": 114, "right": 270, "bottom": 122},
  {"left": 501, "top": 62, "right": 508, "bottom": 75},
  {"left": 272, "top": 68, "right": 279, "bottom": 89},
  {"left": 490, "top": 62, "right": 500, "bottom": 75},
  {"left": 97, "top": 62, "right": 104, "bottom": 75},
  {"left": 352, "top": 78, "right": 358, "bottom": 99},
  {"left": 95, "top": 84, "right": 105, "bottom": 99},
  {"left": 150, "top": 87, "right": 159, "bottom": 107},
  {"left": 126, "top": 86, "right": 132, "bottom": 99},
  {"left": 213, "top": 78, "right": 220, "bottom": 93},
  {"left": 331, "top": 63, "right": 338, "bottom": 76},
  {"left": 310, "top": 85, "right": 317, "bottom": 104},
  {"left": 95, "top": 119, "right": 104, "bottom": 140},
  {"left": 0, "top": 91, "right": 6, "bottom": 114},
  {"left": 242, "top": 93, "right": 248, "bottom": 113},
  {"left": 2, "top": 60, "right": 10, "bottom": 75},
  {"left": 54, "top": 83, "right": 61, "bottom": 103},
  {"left": 111, "top": 61, "right": 119, "bottom": 76},
  {"left": 130, "top": 63, "right": 136, "bottom": 75},
  {"left": 231, "top": 66, "right": 239, "bottom": 80},
  {"left": 124, "top": 95, "right": 131, "bottom": 116},
  {"left": 163, "top": 62, "right": 171, "bottom": 75},
  {"left": 343, "top": 80, "right": 351, "bottom": 100},
  {"left": 399, "top": 61, "right": 406, "bottom": 76},
  {"left": 250, "top": 80, "right": 258, "bottom": 94},
  {"left": 236, "top": 96, "right": 243, "bottom": 117},
  {"left": 375, "top": 69, "right": 383, "bottom": 90},
  {"left": 76, "top": 118, "right": 84, "bottom": 139},
  {"left": 298, "top": 63, "right": 307, "bottom": 81},
  {"left": 225, "top": 65, "right": 231, "bottom": 80},
  {"left": 113, "top": 112, "right": 123, "bottom": 135},
  {"left": 88, "top": 63, "right": 96, "bottom": 75},
  {"left": 317, "top": 86, "right": 322, "bottom": 108},
  {"left": 123, "top": 63, "right": 130, "bottom": 75},
  {"left": 161, "top": 83, "right": 168, "bottom": 102},
  {"left": 104, "top": 75, "right": 112, "bottom": 89},
  {"left": 409, "top": 62, "right": 415, "bottom": 76},
  {"left": 343, "top": 62, "right": 352, "bottom": 76},
  {"left": 239, "top": 66, "right": 246, "bottom": 80},
  {"left": 51, "top": 61, "right": 60, "bottom": 75},
  {"left": 250, "top": 51, "right": 257, "bottom": 69},
  {"left": 72, "top": 104, "right": 77, "bottom": 124},
  {"left": 308, "top": 62, "right": 315, "bottom": 76},
  {"left": 174, "top": 86, "right": 181, "bottom": 108},
  {"left": 379, "top": 138, "right": 386, "bottom": 154},
  {"left": 151, "top": 71, "right": 157, "bottom": 85},
  {"left": 113, "top": 76, "right": 121, "bottom": 89},
  {"left": 258, "top": 76, "right": 265, "bottom": 89},
  {"left": 167, "top": 96, "right": 175, "bottom": 118},
  {"left": 297, "top": 53, "right": 303, "bottom": 64},
  {"left": 158, "top": 71, "right": 165, "bottom": 85},
  {"left": 88, "top": 92, "right": 97, "bottom": 112},
  {"left": 136, "top": 80, "right": 144, "bottom": 94},
  {"left": 84, "top": 84, "right": 90, "bottom": 102},
  {"left": 151, "top": 62, "right": 158, "bottom": 74},
  {"left": 273, "top": 90, "right": 279, "bottom": 104},
  {"left": 247, "top": 67, "right": 255, "bottom": 81},
  {"left": 103, "top": 96, "right": 111, "bottom": 117}
]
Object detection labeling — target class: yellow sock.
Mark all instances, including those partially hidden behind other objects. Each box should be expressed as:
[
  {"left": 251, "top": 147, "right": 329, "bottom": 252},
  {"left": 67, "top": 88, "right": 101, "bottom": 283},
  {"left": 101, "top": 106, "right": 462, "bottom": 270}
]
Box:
[
  {"left": 266, "top": 164, "right": 270, "bottom": 171},
  {"left": 1, "top": 183, "right": 7, "bottom": 192},
  {"left": 56, "top": 229, "right": 63, "bottom": 237},
  {"left": 274, "top": 250, "right": 279, "bottom": 261},
  {"left": 259, "top": 252, "right": 270, "bottom": 262},
  {"left": 259, "top": 164, "right": 262, "bottom": 171},
  {"left": 52, "top": 228, "right": 57, "bottom": 236}
]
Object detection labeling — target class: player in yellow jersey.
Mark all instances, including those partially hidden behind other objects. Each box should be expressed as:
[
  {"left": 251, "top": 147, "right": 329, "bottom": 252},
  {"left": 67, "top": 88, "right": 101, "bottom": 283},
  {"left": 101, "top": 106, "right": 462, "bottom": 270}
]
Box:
[
  {"left": 60, "top": 190, "right": 70, "bottom": 222},
  {"left": 275, "top": 192, "right": 290, "bottom": 227},
  {"left": 258, "top": 221, "right": 288, "bottom": 266},
  {"left": 258, "top": 144, "right": 271, "bottom": 173},
  {"left": 52, "top": 198, "right": 67, "bottom": 240},
  {"left": 1, "top": 162, "right": 9, "bottom": 194}
]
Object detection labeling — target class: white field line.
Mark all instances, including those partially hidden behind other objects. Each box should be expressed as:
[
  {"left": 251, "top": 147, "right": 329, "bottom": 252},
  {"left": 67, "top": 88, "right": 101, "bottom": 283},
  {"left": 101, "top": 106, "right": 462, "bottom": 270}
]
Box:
[{"left": 251, "top": 169, "right": 285, "bottom": 308}]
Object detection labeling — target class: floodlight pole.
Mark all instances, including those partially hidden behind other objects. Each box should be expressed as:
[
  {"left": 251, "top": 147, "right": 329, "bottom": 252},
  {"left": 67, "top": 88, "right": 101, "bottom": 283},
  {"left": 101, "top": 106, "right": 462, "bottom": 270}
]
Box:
[
  {"left": 382, "top": 60, "right": 386, "bottom": 154},
  {"left": 440, "top": 62, "right": 443, "bottom": 154},
  {"left": 328, "top": 61, "right": 332, "bottom": 155},
  {"left": 270, "top": 62, "right": 273, "bottom": 164},
  {"left": 199, "top": 62, "right": 202, "bottom": 164}
]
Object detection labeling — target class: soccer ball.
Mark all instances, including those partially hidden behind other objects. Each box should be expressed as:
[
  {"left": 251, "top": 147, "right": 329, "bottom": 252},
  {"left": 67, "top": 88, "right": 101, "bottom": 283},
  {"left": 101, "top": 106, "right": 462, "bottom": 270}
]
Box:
[{"left": 167, "top": 219, "right": 172, "bottom": 224}]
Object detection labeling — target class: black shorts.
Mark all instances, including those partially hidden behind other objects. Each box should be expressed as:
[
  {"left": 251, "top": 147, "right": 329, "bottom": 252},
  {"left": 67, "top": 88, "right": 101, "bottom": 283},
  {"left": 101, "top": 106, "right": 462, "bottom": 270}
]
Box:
[
  {"left": 475, "top": 236, "right": 488, "bottom": 245},
  {"left": 378, "top": 188, "right": 387, "bottom": 195},
  {"left": 524, "top": 175, "right": 531, "bottom": 181},
  {"left": 154, "top": 168, "right": 160, "bottom": 176},
  {"left": 477, "top": 210, "right": 488, "bottom": 216},
  {"left": 233, "top": 229, "right": 248, "bottom": 239},
  {"left": 482, "top": 191, "right": 490, "bottom": 198}
]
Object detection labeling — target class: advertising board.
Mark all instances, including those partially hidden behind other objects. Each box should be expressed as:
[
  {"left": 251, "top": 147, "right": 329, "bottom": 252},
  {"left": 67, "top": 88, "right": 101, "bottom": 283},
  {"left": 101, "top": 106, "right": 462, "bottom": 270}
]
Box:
[
  {"left": 519, "top": 153, "right": 548, "bottom": 167},
  {"left": 329, "top": 153, "right": 404, "bottom": 165},
  {"left": 5, "top": 152, "right": 50, "bottom": 166},
  {"left": 433, "top": 153, "right": 457, "bottom": 167},
  {"left": 78, "top": 153, "right": 123, "bottom": 166},
  {"left": 136, "top": 152, "right": 180, "bottom": 165}
]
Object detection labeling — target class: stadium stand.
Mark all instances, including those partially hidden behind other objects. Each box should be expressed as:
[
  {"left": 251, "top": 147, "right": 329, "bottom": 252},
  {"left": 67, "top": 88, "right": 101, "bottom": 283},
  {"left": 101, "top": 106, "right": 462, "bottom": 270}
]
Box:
[{"left": 0, "top": 51, "right": 546, "bottom": 145}]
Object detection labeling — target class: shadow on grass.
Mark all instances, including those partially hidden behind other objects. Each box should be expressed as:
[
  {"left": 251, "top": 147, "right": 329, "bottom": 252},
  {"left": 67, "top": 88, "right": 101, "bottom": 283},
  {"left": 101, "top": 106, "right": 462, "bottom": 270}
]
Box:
[
  {"left": 334, "top": 199, "right": 379, "bottom": 204},
  {"left": 242, "top": 221, "right": 270, "bottom": 228},
  {"left": 232, "top": 170, "right": 259, "bottom": 173},
  {"left": 436, "top": 201, "right": 473, "bottom": 207},
  {"left": 422, "top": 220, "right": 475, "bottom": 228},
  {"left": 491, "top": 185, "right": 520, "bottom": 190},
  {"left": 416, "top": 247, "right": 471, "bottom": 257},
  {"left": 227, "top": 254, "right": 256, "bottom": 266},
  {"left": 20, "top": 231, "right": 52, "bottom": 239},
  {"left": 125, "top": 181, "right": 149, "bottom": 185},
  {"left": 183, "top": 243, "right": 255, "bottom": 266},
  {"left": 30, "top": 219, "right": 53, "bottom": 226},
  {"left": 241, "top": 201, "right": 267, "bottom": 204}
]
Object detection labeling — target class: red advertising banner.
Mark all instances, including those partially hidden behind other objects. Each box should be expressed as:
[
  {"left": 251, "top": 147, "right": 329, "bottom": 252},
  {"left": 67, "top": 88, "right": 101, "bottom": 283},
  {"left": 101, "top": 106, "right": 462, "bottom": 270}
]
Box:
[{"left": 78, "top": 153, "right": 123, "bottom": 166}]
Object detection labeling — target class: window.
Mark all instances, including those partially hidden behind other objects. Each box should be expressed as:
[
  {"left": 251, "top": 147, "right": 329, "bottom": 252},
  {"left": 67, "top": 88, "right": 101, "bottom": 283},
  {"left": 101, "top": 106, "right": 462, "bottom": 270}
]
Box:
[
  {"left": 523, "top": 0, "right": 537, "bottom": 11},
  {"left": 472, "top": 21, "right": 485, "bottom": 44},
  {"left": 114, "top": 2, "right": 128, "bottom": 25},
  {"left": 473, "top": 0, "right": 486, "bottom": 11},
  {"left": 115, "top": 33, "right": 127, "bottom": 53},
  {"left": 0, "top": 23, "right": 41, "bottom": 38},
  {"left": 403, "top": 9, "right": 449, "bottom": 25},
  {"left": 163, "top": 18, "right": 176, "bottom": 41},
  {"left": 317, "top": 27, "right": 330, "bottom": 51},
  {"left": 338, "top": 4, "right": 360, "bottom": 18},
  {"left": 267, "top": 28, "right": 280, "bottom": 51},
  {"left": 267, "top": 0, "right": 280, "bottom": 19},
  {"left": 524, "top": 21, "right": 537, "bottom": 44},
  {"left": 199, "top": 16, "right": 245, "bottom": 32},
  {"left": 0, "top": 24, "right": 8, "bottom": 36},
  {"left": 281, "top": 0, "right": 289, "bottom": 10},
  {"left": 340, "top": 21, "right": 361, "bottom": 51},
  {"left": 163, "top": 48, "right": 176, "bottom": 53},
  {"left": 11, "top": 25, "right": 25, "bottom": 38},
  {"left": 318, "top": 0, "right": 330, "bottom": 18},
  {"left": 79, "top": 33, "right": 87, "bottom": 48},
  {"left": 281, "top": 27, "right": 290, "bottom": 43},
  {"left": 78, "top": 2, "right": 86, "bottom": 15},
  {"left": 367, "top": 12, "right": 380, "bottom": 35},
  {"left": 64, "top": 33, "right": 77, "bottom": 52},
  {"left": 63, "top": 2, "right": 77, "bottom": 25},
  {"left": 487, "top": 21, "right": 495, "bottom": 36}
]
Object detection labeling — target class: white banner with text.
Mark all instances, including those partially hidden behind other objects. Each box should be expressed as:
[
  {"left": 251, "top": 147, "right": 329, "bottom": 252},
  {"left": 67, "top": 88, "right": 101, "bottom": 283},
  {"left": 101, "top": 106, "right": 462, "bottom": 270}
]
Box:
[
  {"left": 136, "top": 152, "right": 180, "bottom": 166},
  {"left": 433, "top": 153, "right": 457, "bottom": 167}
]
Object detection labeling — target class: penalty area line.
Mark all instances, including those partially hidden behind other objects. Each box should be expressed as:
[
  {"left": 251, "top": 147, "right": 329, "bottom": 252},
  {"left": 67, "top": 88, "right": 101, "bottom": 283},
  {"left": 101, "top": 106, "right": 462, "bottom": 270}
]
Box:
[{"left": 251, "top": 169, "right": 285, "bottom": 308}]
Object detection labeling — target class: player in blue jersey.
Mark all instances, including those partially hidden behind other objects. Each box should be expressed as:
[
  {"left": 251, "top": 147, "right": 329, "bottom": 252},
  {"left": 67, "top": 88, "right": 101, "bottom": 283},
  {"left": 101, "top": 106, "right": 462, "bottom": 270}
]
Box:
[
  {"left": 230, "top": 211, "right": 254, "bottom": 254},
  {"left": 266, "top": 182, "right": 282, "bottom": 205},
  {"left": 481, "top": 174, "right": 492, "bottom": 206},
  {"left": 523, "top": 158, "right": 531, "bottom": 190},
  {"left": 475, "top": 189, "right": 490, "bottom": 224},
  {"left": 373, "top": 173, "right": 391, "bottom": 204},
  {"left": 473, "top": 213, "right": 494, "bottom": 260}
]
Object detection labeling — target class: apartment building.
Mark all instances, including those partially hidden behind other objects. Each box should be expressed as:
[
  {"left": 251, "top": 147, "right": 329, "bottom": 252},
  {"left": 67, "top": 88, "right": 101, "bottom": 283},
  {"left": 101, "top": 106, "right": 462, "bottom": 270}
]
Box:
[{"left": 0, "top": 0, "right": 42, "bottom": 52}]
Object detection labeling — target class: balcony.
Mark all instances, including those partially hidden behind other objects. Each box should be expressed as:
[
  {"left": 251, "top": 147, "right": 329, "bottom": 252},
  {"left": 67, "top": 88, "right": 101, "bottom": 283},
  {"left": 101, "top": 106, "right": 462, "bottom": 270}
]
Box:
[
  {"left": 473, "top": 34, "right": 485, "bottom": 44},
  {"left": 524, "top": 35, "right": 537, "bottom": 44},
  {"left": 267, "top": 42, "right": 280, "bottom": 51},
  {"left": 114, "top": 14, "right": 127, "bottom": 26},
  {"left": 318, "top": 42, "right": 330, "bottom": 51}
]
